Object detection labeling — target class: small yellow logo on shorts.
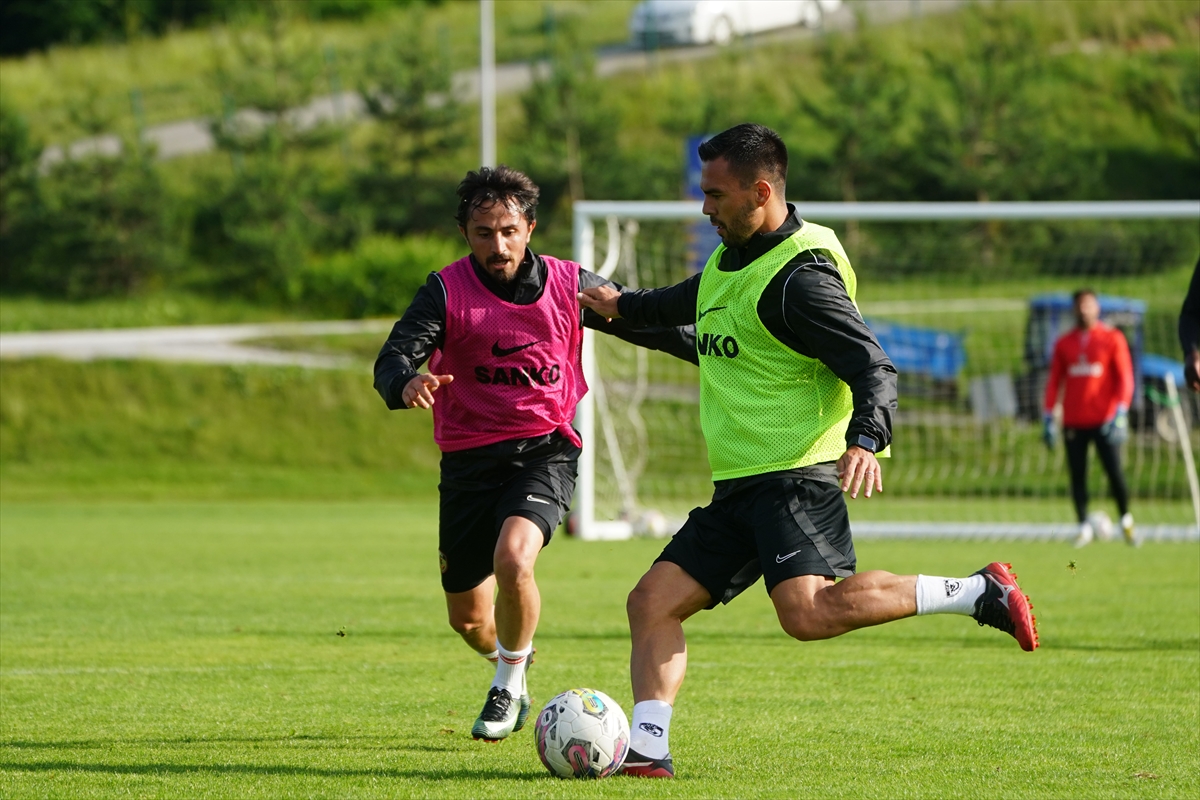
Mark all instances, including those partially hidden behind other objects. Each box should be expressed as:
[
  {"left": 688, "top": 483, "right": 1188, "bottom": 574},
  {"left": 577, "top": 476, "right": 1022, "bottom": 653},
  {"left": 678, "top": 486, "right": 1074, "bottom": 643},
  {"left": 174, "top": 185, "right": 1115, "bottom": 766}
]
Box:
[{"left": 438, "top": 550, "right": 448, "bottom": 574}]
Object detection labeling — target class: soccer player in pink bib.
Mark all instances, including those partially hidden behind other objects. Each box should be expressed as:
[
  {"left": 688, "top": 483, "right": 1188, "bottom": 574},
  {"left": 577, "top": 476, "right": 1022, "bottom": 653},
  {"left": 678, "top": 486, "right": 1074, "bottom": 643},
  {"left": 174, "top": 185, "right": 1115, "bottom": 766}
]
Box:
[{"left": 373, "top": 166, "right": 696, "bottom": 742}]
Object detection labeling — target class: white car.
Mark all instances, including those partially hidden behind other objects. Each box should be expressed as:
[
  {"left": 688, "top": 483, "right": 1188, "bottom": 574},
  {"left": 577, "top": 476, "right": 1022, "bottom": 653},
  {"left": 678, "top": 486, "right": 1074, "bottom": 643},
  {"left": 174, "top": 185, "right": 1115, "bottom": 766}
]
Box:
[{"left": 629, "top": 0, "right": 841, "bottom": 47}]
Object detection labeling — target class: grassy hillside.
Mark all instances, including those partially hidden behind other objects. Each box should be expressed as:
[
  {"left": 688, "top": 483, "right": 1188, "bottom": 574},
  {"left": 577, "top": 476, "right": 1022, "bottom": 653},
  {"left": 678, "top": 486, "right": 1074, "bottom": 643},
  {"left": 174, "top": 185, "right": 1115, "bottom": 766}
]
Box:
[
  {"left": 1, "top": 0, "right": 638, "bottom": 145},
  {"left": 0, "top": 292, "right": 310, "bottom": 332},
  {"left": 0, "top": 359, "right": 439, "bottom": 501}
]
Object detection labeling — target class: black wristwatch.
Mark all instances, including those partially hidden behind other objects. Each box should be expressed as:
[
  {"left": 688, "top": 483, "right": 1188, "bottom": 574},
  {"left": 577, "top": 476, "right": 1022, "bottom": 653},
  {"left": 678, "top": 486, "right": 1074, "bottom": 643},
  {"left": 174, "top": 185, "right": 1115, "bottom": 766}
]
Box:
[{"left": 852, "top": 434, "right": 878, "bottom": 453}]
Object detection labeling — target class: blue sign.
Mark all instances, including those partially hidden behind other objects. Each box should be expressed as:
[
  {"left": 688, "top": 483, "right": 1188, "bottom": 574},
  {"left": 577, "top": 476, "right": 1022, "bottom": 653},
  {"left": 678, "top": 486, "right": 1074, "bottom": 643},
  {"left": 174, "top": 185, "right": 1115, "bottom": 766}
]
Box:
[{"left": 685, "top": 134, "right": 721, "bottom": 273}]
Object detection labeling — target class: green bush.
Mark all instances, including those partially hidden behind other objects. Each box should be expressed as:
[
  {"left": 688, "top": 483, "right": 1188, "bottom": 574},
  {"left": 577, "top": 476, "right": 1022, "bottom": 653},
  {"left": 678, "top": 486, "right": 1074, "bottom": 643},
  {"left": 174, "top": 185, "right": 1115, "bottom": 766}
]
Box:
[
  {"left": 3, "top": 158, "right": 179, "bottom": 297},
  {"left": 294, "top": 233, "right": 460, "bottom": 318},
  {"left": 0, "top": 105, "right": 40, "bottom": 286},
  {"left": 2, "top": 102, "right": 183, "bottom": 298},
  {"left": 188, "top": 145, "right": 323, "bottom": 300}
]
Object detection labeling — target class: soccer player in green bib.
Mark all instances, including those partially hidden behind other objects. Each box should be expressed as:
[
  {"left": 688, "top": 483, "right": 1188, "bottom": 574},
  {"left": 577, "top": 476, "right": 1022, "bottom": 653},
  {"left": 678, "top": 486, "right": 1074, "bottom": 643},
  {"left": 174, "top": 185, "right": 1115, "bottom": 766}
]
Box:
[{"left": 578, "top": 124, "right": 1039, "bottom": 779}]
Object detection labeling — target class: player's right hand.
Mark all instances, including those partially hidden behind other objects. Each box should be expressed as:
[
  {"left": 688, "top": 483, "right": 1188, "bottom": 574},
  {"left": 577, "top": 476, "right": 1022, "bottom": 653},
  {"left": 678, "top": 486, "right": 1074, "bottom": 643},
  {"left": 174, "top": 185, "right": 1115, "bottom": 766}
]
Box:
[
  {"left": 403, "top": 373, "right": 454, "bottom": 409},
  {"left": 577, "top": 286, "right": 622, "bottom": 321},
  {"left": 837, "top": 446, "right": 882, "bottom": 499},
  {"left": 1186, "top": 349, "right": 1200, "bottom": 393}
]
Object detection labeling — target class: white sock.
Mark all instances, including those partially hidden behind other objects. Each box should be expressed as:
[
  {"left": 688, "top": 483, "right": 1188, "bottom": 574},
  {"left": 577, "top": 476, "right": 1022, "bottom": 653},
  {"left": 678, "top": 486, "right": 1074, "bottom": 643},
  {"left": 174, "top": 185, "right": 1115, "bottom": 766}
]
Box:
[
  {"left": 491, "top": 643, "right": 530, "bottom": 696},
  {"left": 630, "top": 700, "right": 672, "bottom": 759},
  {"left": 480, "top": 649, "right": 499, "bottom": 666},
  {"left": 915, "top": 574, "right": 986, "bottom": 616}
]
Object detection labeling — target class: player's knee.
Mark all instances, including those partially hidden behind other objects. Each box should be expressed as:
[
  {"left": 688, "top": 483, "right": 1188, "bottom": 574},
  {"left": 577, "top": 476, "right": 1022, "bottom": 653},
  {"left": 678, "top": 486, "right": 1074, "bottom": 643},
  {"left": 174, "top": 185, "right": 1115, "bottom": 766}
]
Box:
[
  {"left": 447, "top": 609, "right": 485, "bottom": 637},
  {"left": 626, "top": 580, "right": 668, "bottom": 629},
  {"left": 779, "top": 615, "right": 829, "bottom": 642},
  {"left": 493, "top": 549, "right": 535, "bottom": 588}
]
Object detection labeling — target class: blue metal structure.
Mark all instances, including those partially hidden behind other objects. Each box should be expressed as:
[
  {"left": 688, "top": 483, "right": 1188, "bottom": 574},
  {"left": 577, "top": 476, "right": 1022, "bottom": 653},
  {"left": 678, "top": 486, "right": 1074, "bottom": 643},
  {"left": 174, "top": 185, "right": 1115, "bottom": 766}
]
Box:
[{"left": 866, "top": 318, "right": 966, "bottom": 383}]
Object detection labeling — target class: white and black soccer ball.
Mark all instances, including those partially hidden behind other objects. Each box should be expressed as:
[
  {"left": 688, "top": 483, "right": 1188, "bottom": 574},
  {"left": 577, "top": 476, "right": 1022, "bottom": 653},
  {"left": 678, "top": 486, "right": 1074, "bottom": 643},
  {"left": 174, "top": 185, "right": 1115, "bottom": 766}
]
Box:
[
  {"left": 534, "top": 688, "right": 629, "bottom": 779},
  {"left": 632, "top": 510, "right": 670, "bottom": 538},
  {"left": 1088, "top": 510, "right": 1114, "bottom": 542}
]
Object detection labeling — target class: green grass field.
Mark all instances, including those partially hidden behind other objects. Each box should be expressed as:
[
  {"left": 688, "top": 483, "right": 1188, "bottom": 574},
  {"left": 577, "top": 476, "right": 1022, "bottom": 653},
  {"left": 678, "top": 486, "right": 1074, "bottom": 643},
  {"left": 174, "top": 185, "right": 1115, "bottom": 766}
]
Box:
[{"left": 1, "top": 500, "right": 1197, "bottom": 798}]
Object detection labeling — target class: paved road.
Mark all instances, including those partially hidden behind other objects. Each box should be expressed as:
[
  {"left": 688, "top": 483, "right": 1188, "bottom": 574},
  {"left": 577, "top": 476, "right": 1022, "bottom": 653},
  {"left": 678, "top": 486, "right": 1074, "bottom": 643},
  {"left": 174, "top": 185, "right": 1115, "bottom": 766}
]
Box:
[
  {"left": 0, "top": 285, "right": 1005, "bottom": 368},
  {"left": 40, "top": 0, "right": 962, "bottom": 167},
  {"left": 0, "top": 319, "right": 392, "bottom": 369}
]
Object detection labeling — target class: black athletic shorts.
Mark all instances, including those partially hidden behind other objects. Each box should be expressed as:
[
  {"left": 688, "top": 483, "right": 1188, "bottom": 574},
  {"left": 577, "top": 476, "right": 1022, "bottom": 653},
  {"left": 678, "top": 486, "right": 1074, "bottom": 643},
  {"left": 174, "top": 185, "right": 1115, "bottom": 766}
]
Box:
[
  {"left": 656, "top": 475, "right": 856, "bottom": 609},
  {"left": 437, "top": 432, "right": 578, "bottom": 594}
]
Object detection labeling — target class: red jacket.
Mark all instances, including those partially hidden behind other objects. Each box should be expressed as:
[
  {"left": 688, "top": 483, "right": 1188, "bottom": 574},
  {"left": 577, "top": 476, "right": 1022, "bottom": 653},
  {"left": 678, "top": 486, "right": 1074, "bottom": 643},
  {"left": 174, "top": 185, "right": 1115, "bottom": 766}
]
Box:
[{"left": 1043, "top": 323, "right": 1134, "bottom": 429}]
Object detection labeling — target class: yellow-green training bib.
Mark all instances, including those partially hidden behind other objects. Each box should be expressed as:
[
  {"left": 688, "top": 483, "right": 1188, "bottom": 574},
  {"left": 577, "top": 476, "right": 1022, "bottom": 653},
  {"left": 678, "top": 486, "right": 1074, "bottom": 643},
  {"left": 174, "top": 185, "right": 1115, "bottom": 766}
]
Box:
[{"left": 696, "top": 222, "right": 884, "bottom": 481}]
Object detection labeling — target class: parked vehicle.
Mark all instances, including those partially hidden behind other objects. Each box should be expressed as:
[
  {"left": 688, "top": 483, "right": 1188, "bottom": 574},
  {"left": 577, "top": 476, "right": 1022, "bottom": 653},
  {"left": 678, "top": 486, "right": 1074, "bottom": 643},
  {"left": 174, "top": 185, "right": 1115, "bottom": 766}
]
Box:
[{"left": 629, "top": 0, "right": 840, "bottom": 47}]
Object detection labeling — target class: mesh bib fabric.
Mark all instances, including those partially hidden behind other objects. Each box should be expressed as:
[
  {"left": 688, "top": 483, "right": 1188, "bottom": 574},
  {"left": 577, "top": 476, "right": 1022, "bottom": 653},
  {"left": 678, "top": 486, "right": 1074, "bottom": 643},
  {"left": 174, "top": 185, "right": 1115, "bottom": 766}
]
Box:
[
  {"left": 429, "top": 255, "right": 586, "bottom": 452},
  {"left": 696, "top": 223, "right": 865, "bottom": 481}
]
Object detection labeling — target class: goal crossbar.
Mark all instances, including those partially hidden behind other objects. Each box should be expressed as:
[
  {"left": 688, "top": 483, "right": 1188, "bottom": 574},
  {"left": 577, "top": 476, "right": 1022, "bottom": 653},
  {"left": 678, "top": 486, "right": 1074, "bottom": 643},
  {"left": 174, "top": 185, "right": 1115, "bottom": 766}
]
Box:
[{"left": 575, "top": 199, "right": 1200, "bottom": 223}]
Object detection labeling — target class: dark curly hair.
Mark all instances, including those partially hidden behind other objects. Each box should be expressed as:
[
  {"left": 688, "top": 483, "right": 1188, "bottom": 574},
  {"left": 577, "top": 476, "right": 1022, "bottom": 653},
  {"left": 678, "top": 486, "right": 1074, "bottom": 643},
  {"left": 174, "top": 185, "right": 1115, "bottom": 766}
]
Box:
[
  {"left": 455, "top": 165, "right": 540, "bottom": 227},
  {"left": 697, "top": 123, "right": 788, "bottom": 192}
]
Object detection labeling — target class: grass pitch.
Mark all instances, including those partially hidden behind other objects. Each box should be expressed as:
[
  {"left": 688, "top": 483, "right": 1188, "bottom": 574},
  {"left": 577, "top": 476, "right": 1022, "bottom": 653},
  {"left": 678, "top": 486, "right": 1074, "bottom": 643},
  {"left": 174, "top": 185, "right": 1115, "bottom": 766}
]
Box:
[{"left": 1, "top": 501, "right": 1197, "bottom": 798}]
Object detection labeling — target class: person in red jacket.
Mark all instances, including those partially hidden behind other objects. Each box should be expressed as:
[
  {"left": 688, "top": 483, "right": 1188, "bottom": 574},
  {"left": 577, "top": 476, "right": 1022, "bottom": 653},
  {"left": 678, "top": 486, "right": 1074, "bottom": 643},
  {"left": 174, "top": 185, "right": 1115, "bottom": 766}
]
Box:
[{"left": 1043, "top": 289, "right": 1136, "bottom": 547}]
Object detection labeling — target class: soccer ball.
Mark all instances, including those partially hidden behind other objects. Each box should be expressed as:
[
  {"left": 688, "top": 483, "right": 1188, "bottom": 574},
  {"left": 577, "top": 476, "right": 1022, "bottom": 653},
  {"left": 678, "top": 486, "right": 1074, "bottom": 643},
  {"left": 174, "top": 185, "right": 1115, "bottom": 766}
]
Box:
[
  {"left": 633, "top": 509, "right": 670, "bottom": 538},
  {"left": 1087, "top": 510, "right": 1114, "bottom": 542},
  {"left": 534, "top": 688, "right": 630, "bottom": 779}
]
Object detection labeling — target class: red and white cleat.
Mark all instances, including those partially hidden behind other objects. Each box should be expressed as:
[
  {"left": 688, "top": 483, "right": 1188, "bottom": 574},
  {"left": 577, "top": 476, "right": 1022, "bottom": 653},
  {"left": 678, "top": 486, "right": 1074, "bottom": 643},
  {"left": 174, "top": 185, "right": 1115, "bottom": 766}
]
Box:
[
  {"left": 619, "top": 749, "right": 674, "bottom": 778},
  {"left": 971, "top": 562, "right": 1039, "bottom": 652}
]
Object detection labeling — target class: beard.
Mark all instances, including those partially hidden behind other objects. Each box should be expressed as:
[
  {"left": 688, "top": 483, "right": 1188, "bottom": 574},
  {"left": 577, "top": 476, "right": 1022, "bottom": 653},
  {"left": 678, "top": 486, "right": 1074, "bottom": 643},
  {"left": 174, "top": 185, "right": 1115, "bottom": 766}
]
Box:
[
  {"left": 486, "top": 254, "right": 520, "bottom": 283},
  {"left": 712, "top": 197, "right": 760, "bottom": 247}
]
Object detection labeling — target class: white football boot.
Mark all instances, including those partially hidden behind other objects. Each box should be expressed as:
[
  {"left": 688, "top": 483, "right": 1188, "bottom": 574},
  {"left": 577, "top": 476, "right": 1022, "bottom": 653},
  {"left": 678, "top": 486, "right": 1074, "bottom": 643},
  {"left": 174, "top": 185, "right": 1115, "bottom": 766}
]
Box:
[{"left": 1121, "top": 513, "right": 1139, "bottom": 547}]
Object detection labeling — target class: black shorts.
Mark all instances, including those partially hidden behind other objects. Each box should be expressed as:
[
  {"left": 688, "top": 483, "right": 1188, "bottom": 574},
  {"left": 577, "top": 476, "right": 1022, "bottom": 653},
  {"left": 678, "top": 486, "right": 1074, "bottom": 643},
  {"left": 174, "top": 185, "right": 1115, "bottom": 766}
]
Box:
[
  {"left": 438, "top": 451, "right": 577, "bottom": 594},
  {"left": 656, "top": 476, "right": 856, "bottom": 609}
]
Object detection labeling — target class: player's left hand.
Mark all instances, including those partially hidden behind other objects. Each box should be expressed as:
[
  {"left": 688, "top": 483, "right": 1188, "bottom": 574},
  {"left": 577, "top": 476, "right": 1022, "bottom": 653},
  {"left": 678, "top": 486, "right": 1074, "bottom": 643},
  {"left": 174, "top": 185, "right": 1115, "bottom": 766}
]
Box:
[
  {"left": 837, "top": 446, "right": 882, "bottom": 499},
  {"left": 1100, "top": 406, "right": 1129, "bottom": 445}
]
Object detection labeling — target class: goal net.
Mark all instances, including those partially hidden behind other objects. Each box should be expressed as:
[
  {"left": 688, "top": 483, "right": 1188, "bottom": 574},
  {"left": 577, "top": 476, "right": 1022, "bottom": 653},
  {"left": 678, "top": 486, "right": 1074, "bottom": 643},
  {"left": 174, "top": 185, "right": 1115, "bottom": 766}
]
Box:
[{"left": 571, "top": 200, "right": 1200, "bottom": 542}]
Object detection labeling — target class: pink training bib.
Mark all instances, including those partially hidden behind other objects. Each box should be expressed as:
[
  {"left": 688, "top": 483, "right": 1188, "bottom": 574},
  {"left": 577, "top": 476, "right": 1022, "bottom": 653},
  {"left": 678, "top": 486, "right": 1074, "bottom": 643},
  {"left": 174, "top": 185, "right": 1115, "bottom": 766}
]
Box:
[{"left": 429, "top": 255, "right": 587, "bottom": 452}]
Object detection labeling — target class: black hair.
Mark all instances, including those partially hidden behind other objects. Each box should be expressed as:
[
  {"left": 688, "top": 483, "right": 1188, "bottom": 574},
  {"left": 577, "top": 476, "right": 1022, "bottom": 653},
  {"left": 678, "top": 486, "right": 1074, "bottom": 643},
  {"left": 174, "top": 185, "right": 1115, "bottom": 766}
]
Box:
[
  {"left": 1072, "top": 288, "right": 1097, "bottom": 303},
  {"left": 455, "top": 165, "right": 539, "bottom": 227},
  {"left": 697, "top": 123, "right": 788, "bottom": 191}
]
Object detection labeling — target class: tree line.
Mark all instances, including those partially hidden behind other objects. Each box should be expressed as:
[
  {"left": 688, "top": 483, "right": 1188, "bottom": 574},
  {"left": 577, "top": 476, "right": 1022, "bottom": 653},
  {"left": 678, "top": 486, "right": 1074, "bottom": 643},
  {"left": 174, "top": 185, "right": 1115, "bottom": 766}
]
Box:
[
  {"left": 0, "top": 0, "right": 422, "bottom": 57},
  {"left": 0, "top": 0, "right": 1196, "bottom": 317}
]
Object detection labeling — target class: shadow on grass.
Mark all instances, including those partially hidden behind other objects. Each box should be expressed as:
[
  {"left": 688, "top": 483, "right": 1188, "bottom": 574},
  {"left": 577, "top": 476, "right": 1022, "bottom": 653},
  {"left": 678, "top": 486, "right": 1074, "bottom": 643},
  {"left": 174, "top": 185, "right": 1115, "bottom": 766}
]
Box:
[
  {"left": 523, "top": 628, "right": 1200, "bottom": 652},
  {"left": 1037, "top": 637, "right": 1200, "bottom": 653},
  {"left": 833, "top": 632, "right": 1200, "bottom": 653},
  {"left": 1, "top": 734, "right": 465, "bottom": 753},
  {"left": 0, "top": 759, "right": 544, "bottom": 782}
]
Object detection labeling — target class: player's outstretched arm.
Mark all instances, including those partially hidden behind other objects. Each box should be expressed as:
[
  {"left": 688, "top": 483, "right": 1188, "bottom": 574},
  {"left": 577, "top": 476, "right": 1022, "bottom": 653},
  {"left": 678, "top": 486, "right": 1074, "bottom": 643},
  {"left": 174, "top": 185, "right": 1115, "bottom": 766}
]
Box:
[
  {"left": 579, "top": 273, "right": 701, "bottom": 329},
  {"left": 403, "top": 373, "right": 454, "bottom": 409},
  {"left": 374, "top": 275, "right": 446, "bottom": 410},
  {"left": 837, "top": 445, "right": 882, "bottom": 500},
  {"left": 576, "top": 270, "right": 698, "bottom": 364}
]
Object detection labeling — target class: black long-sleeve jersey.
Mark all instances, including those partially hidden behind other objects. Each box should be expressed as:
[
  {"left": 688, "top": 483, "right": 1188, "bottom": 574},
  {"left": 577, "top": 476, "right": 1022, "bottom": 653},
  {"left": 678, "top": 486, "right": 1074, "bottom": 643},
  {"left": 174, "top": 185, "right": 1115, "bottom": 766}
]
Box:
[
  {"left": 616, "top": 205, "right": 898, "bottom": 500},
  {"left": 1180, "top": 259, "right": 1200, "bottom": 355}
]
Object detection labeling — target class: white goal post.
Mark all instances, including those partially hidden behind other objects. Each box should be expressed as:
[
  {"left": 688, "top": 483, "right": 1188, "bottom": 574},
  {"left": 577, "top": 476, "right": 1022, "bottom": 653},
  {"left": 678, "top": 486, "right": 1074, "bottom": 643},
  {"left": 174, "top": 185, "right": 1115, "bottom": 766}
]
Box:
[{"left": 572, "top": 200, "right": 1200, "bottom": 542}]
